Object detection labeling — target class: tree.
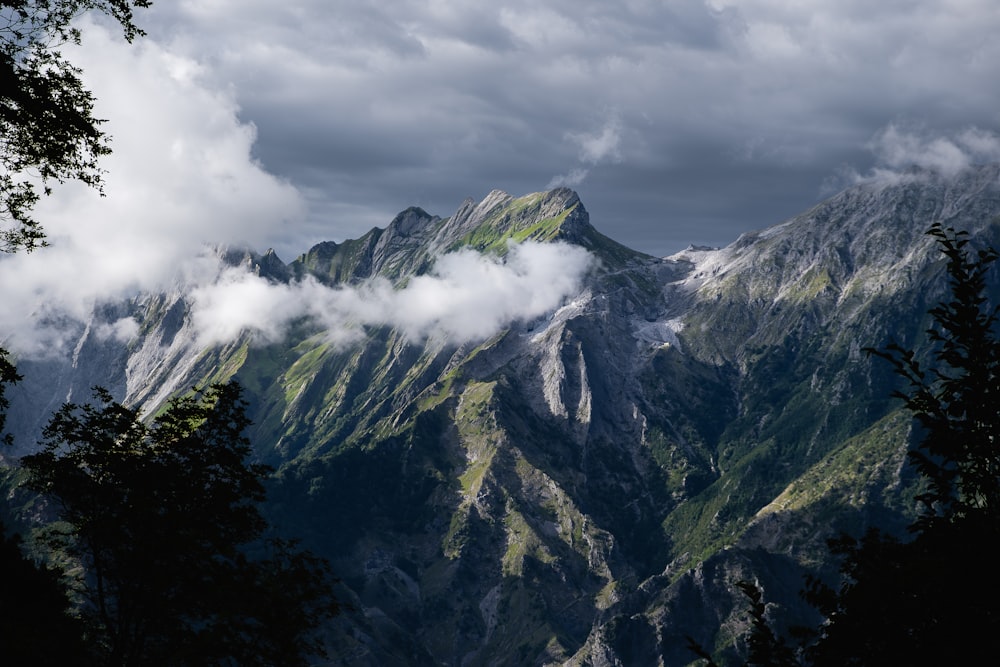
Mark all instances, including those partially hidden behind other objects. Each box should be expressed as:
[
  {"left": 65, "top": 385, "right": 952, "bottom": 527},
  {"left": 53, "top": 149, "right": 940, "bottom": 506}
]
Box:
[
  {"left": 0, "top": 519, "right": 95, "bottom": 665},
  {"left": 21, "top": 381, "right": 338, "bottom": 667},
  {"left": 687, "top": 580, "right": 799, "bottom": 667},
  {"left": 691, "top": 224, "right": 1000, "bottom": 666},
  {"left": 2, "top": 351, "right": 92, "bottom": 663},
  {"left": 1, "top": 0, "right": 150, "bottom": 252},
  {"left": 0, "top": 346, "right": 20, "bottom": 444},
  {"left": 802, "top": 223, "right": 1000, "bottom": 665},
  {"left": 870, "top": 223, "right": 1000, "bottom": 525}
]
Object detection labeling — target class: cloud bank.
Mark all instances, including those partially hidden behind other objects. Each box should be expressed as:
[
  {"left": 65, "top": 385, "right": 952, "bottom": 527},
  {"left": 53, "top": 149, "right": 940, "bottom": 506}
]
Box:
[
  {"left": 0, "top": 20, "right": 594, "bottom": 362},
  {"left": 190, "top": 241, "right": 594, "bottom": 348},
  {"left": 7, "top": 2, "right": 1000, "bottom": 359},
  {"left": 0, "top": 21, "right": 305, "bottom": 357}
]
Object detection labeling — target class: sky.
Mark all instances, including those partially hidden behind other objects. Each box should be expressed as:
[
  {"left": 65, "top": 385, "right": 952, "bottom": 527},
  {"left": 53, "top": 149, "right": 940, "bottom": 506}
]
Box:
[{"left": 4, "top": 0, "right": 1000, "bottom": 356}]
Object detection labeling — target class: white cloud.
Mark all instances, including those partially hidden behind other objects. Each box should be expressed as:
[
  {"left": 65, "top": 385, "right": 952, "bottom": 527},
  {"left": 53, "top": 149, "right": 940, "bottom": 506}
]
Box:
[
  {"left": 7, "top": 0, "right": 1000, "bottom": 358},
  {"left": 957, "top": 128, "right": 1000, "bottom": 161},
  {"left": 188, "top": 268, "right": 313, "bottom": 347},
  {"left": 95, "top": 318, "right": 142, "bottom": 343},
  {"left": 869, "top": 124, "right": 971, "bottom": 177},
  {"left": 836, "top": 124, "right": 1000, "bottom": 187},
  {"left": 571, "top": 116, "right": 624, "bottom": 166},
  {"left": 547, "top": 168, "right": 590, "bottom": 189},
  {"left": 548, "top": 115, "right": 624, "bottom": 189},
  {"left": 189, "top": 241, "right": 595, "bottom": 348},
  {"left": 0, "top": 19, "right": 595, "bottom": 360},
  {"left": 0, "top": 20, "right": 305, "bottom": 357}
]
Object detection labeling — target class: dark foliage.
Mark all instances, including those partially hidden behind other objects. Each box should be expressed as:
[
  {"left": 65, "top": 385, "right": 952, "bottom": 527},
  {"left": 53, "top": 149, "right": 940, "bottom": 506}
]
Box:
[
  {"left": 692, "top": 224, "right": 1000, "bottom": 666},
  {"left": 21, "top": 381, "right": 339, "bottom": 667},
  {"left": 801, "top": 225, "right": 1000, "bottom": 664},
  {"left": 801, "top": 520, "right": 1000, "bottom": 666},
  {"left": 3, "top": 348, "right": 91, "bottom": 662},
  {"left": 686, "top": 580, "right": 799, "bottom": 667},
  {"left": 0, "top": 346, "right": 20, "bottom": 445},
  {"left": 1, "top": 0, "right": 150, "bottom": 251},
  {"left": 0, "top": 519, "right": 94, "bottom": 665},
  {"left": 869, "top": 222, "right": 1000, "bottom": 526},
  {"left": 737, "top": 581, "right": 799, "bottom": 667}
]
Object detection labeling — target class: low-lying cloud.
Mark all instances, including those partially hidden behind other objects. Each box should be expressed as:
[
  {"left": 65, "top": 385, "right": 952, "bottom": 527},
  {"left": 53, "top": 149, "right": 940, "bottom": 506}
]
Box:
[
  {"left": 0, "top": 20, "right": 305, "bottom": 358},
  {"left": 3, "top": 239, "right": 594, "bottom": 360},
  {"left": 0, "top": 20, "right": 595, "bottom": 363},
  {"left": 838, "top": 124, "right": 1000, "bottom": 187},
  {"left": 190, "top": 241, "right": 595, "bottom": 348}
]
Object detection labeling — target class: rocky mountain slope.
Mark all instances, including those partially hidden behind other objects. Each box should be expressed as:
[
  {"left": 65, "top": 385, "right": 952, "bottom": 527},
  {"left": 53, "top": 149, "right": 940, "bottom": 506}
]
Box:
[{"left": 6, "top": 166, "right": 1000, "bottom": 665}]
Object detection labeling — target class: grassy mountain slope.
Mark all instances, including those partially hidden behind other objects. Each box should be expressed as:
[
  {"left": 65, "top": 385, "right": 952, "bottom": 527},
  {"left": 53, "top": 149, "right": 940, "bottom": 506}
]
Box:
[{"left": 7, "top": 168, "right": 1000, "bottom": 664}]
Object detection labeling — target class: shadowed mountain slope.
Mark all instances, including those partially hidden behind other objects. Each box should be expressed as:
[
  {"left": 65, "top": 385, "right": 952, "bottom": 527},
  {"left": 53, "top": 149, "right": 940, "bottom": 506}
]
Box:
[{"left": 7, "top": 167, "right": 1000, "bottom": 664}]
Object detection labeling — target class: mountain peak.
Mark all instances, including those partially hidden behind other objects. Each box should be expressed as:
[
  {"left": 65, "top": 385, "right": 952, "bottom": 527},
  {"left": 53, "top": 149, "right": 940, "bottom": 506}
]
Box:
[
  {"left": 19, "top": 168, "right": 1000, "bottom": 665},
  {"left": 436, "top": 187, "right": 594, "bottom": 253},
  {"left": 291, "top": 187, "right": 649, "bottom": 287},
  {"left": 387, "top": 206, "right": 438, "bottom": 237}
]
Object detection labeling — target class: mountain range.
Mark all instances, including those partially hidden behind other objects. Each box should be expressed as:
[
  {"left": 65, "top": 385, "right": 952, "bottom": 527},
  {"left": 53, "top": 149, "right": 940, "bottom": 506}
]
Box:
[{"left": 7, "top": 164, "right": 1000, "bottom": 665}]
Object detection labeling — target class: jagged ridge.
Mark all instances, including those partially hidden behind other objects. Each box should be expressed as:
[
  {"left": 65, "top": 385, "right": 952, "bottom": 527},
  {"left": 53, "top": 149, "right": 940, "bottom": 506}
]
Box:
[{"left": 7, "top": 167, "right": 1000, "bottom": 665}]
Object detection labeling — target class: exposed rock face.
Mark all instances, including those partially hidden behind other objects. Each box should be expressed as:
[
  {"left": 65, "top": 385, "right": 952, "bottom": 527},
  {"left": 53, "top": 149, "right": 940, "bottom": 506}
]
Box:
[{"left": 7, "top": 167, "right": 1000, "bottom": 664}]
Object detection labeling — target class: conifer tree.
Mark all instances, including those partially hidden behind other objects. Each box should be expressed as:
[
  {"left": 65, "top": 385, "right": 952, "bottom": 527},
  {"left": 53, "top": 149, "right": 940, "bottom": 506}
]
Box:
[
  {"left": 692, "top": 224, "right": 1000, "bottom": 666},
  {"left": 804, "top": 223, "right": 1000, "bottom": 665},
  {"left": 21, "top": 381, "right": 339, "bottom": 667}
]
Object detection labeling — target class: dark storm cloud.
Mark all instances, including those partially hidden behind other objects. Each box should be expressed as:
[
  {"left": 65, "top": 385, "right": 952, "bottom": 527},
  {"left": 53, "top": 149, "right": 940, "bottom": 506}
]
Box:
[
  {"left": 6, "top": 0, "right": 1000, "bottom": 356},
  {"left": 137, "top": 0, "right": 750, "bottom": 253},
  {"left": 112, "top": 1, "right": 1000, "bottom": 257}
]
